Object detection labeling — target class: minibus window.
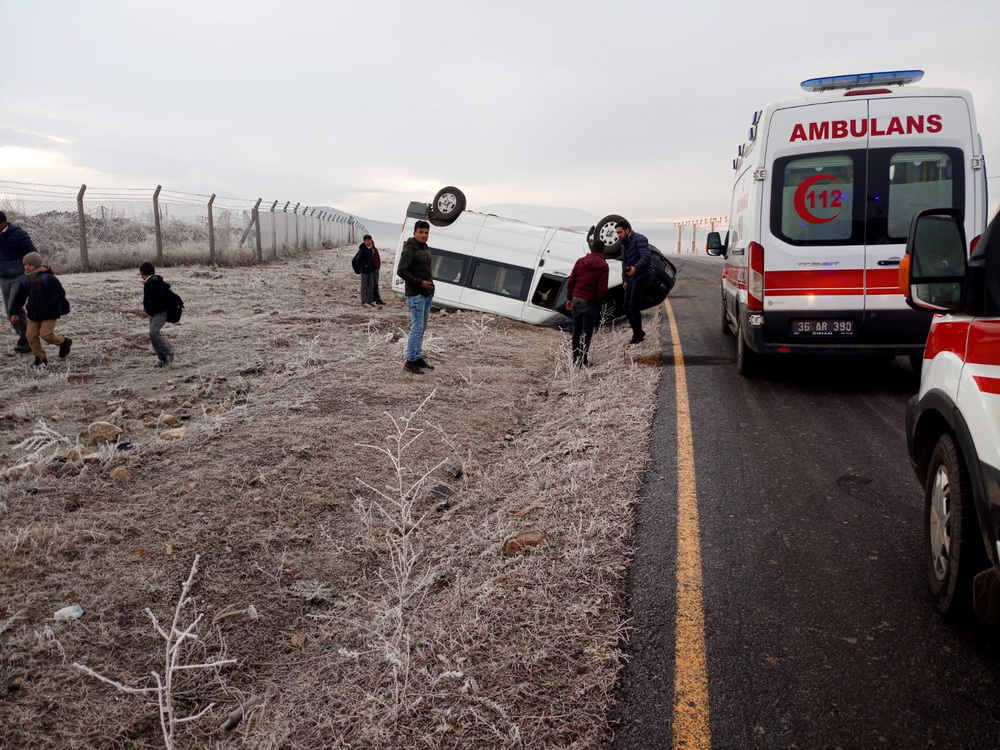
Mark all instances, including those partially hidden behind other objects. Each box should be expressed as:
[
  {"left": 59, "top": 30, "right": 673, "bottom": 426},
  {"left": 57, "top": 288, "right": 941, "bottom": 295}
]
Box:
[
  {"left": 470, "top": 260, "right": 529, "bottom": 299},
  {"left": 430, "top": 249, "right": 469, "bottom": 284}
]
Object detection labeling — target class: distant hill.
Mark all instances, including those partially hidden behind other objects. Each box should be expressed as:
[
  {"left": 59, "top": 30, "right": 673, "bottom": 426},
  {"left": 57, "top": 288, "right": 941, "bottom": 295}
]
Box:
[{"left": 310, "top": 206, "right": 399, "bottom": 247}]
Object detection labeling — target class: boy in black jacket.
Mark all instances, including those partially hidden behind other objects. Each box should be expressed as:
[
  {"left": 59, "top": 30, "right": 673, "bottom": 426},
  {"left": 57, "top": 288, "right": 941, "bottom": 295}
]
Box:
[
  {"left": 8, "top": 252, "right": 73, "bottom": 369},
  {"left": 139, "top": 261, "right": 175, "bottom": 368}
]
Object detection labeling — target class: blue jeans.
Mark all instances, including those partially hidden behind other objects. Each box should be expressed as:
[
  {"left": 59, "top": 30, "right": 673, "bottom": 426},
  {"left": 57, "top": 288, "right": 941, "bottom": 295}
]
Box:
[{"left": 405, "top": 294, "right": 433, "bottom": 362}]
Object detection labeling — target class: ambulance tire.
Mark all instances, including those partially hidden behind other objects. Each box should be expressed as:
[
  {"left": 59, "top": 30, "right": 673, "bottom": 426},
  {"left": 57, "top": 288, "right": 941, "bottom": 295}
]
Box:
[
  {"left": 735, "top": 319, "right": 763, "bottom": 377},
  {"left": 593, "top": 214, "right": 626, "bottom": 258},
  {"left": 925, "top": 432, "right": 986, "bottom": 619},
  {"left": 428, "top": 186, "right": 466, "bottom": 227}
]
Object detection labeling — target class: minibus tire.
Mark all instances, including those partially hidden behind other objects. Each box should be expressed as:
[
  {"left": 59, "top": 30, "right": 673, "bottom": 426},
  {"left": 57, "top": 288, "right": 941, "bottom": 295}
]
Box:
[
  {"left": 594, "top": 214, "right": 625, "bottom": 258},
  {"left": 735, "top": 319, "right": 762, "bottom": 377},
  {"left": 428, "top": 186, "right": 466, "bottom": 226}
]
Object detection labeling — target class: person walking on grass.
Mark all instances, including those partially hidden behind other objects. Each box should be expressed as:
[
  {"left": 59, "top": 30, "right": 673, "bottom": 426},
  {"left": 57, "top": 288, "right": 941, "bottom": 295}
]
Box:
[
  {"left": 139, "top": 261, "right": 175, "bottom": 368},
  {"left": 566, "top": 239, "right": 609, "bottom": 367},
  {"left": 8, "top": 252, "right": 72, "bottom": 370},
  {"left": 0, "top": 211, "right": 37, "bottom": 354},
  {"left": 357, "top": 234, "right": 385, "bottom": 307},
  {"left": 615, "top": 219, "right": 653, "bottom": 344},
  {"left": 396, "top": 220, "right": 435, "bottom": 374}
]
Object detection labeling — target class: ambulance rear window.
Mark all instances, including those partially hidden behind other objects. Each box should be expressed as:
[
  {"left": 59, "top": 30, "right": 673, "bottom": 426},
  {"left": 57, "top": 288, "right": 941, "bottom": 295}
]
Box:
[
  {"left": 771, "top": 147, "right": 964, "bottom": 247},
  {"left": 773, "top": 153, "right": 859, "bottom": 245},
  {"left": 885, "top": 151, "right": 959, "bottom": 239}
]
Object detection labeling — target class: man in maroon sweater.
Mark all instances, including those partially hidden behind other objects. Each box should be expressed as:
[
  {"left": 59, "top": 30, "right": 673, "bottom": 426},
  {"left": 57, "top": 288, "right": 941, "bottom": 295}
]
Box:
[{"left": 565, "top": 240, "right": 609, "bottom": 367}]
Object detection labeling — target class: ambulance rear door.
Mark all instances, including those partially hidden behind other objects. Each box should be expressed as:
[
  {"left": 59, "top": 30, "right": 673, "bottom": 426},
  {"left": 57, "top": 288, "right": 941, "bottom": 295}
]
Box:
[
  {"left": 863, "top": 94, "right": 976, "bottom": 343},
  {"left": 763, "top": 99, "right": 869, "bottom": 343}
]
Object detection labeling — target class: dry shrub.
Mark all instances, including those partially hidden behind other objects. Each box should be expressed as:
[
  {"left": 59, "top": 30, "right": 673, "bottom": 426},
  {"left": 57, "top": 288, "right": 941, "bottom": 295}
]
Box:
[{"left": 0, "top": 243, "right": 660, "bottom": 749}]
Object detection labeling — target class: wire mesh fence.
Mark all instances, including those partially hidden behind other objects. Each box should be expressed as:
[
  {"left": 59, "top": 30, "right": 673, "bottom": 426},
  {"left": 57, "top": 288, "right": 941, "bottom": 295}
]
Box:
[{"left": 0, "top": 181, "right": 368, "bottom": 273}]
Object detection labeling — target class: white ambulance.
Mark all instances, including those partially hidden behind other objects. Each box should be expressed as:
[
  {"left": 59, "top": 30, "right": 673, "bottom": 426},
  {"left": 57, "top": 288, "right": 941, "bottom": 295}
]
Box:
[{"left": 706, "top": 70, "right": 988, "bottom": 376}]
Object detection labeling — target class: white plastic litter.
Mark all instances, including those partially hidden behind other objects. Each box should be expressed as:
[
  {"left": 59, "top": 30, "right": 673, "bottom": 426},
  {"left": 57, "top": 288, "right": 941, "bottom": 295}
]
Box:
[{"left": 53, "top": 604, "right": 84, "bottom": 621}]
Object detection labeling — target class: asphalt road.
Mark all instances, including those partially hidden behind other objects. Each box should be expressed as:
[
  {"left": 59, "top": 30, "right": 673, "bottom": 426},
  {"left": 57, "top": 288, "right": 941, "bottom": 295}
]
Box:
[{"left": 611, "top": 256, "right": 1000, "bottom": 750}]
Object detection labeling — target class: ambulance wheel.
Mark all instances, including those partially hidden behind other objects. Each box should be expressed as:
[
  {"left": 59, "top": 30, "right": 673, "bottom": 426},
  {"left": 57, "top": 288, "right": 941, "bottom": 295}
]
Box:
[
  {"left": 428, "top": 186, "right": 466, "bottom": 227},
  {"left": 925, "top": 432, "right": 986, "bottom": 618},
  {"left": 593, "top": 214, "right": 625, "bottom": 258},
  {"left": 735, "top": 319, "right": 763, "bottom": 377}
]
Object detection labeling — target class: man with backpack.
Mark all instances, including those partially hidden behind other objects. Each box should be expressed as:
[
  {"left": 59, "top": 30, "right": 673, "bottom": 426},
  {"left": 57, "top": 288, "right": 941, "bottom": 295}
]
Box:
[
  {"left": 355, "top": 234, "right": 384, "bottom": 307},
  {"left": 139, "top": 261, "right": 177, "bottom": 368},
  {"left": 8, "top": 252, "right": 73, "bottom": 370},
  {"left": 0, "top": 211, "right": 37, "bottom": 354}
]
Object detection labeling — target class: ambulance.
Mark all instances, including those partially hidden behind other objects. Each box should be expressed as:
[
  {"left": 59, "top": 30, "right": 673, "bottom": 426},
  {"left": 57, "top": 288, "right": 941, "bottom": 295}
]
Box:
[
  {"left": 392, "top": 187, "right": 677, "bottom": 326},
  {"left": 902, "top": 207, "right": 1000, "bottom": 624},
  {"left": 706, "top": 70, "right": 988, "bottom": 376}
]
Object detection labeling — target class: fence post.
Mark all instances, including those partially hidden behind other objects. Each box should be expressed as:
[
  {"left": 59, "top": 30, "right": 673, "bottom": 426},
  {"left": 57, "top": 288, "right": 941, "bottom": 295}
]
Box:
[
  {"left": 153, "top": 185, "right": 163, "bottom": 265},
  {"left": 207, "top": 193, "right": 216, "bottom": 264},
  {"left": 282, "top": 201, "right": 290, "bottom": 252},
  {"left": 293, "top": 203, "right": 300, "bottom": 250},
  {"left": 252, "top": 198, "right": 263, "bottom": 263},
  {"left": 270, "top": 200, "right": 278, "bottom": 258},
  {"left": 75, "top": 184, "right": 90, "bottom": 271}
]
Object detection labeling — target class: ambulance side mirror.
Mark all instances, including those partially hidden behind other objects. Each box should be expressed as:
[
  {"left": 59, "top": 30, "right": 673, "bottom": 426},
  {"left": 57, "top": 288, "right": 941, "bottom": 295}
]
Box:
[
  {"left": 706, "top": 231, "right": 726, "bottom": 257},
  {"left": 903, "top": 208, "right": 967, "bottom": 312}
]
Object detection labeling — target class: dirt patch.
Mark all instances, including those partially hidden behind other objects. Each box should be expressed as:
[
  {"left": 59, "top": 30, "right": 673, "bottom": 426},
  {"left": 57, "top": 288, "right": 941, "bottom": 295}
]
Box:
[{"left": 0, "top": 244, "right": 661, "bottom": 749}]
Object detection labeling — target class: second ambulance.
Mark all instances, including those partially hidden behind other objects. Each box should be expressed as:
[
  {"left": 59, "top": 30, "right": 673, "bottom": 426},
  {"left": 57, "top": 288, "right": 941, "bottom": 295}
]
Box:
[{"left": 707, "top": 70, "right": 988, "bottom": 376}]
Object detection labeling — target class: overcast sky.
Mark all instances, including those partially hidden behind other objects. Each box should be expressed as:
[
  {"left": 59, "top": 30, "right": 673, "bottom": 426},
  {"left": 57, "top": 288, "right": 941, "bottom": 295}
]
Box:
[{"left": 3, "top": 0, "right": 998, "bottom": 226}]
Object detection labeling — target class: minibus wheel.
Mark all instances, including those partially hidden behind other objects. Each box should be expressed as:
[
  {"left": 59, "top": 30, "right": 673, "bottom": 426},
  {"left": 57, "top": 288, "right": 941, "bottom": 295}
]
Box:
[
  {"left": 593, "top": 214, "right": 625, "bottom": 258},
  {"left": 428, "top": 186, "right": 467, "bottom": 226}
]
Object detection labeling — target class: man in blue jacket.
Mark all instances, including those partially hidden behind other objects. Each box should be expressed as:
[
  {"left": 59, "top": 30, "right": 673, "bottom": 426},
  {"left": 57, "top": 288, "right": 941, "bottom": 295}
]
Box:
[
  {"left": 0, "top": 211, "right": 36, "bottom": 353},
  {"left": 615, "top": 219, "right": 652, "bottom": 344}
]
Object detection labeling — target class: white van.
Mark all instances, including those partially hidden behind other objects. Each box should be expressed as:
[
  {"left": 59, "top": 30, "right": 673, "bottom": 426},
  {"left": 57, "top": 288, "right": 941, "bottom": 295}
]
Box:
[
  {"left": 706, "top": 70, "right": 988, "bottom": 375},
  {"left": 392, "top": 187, "right": 677, "bottom": 325}
]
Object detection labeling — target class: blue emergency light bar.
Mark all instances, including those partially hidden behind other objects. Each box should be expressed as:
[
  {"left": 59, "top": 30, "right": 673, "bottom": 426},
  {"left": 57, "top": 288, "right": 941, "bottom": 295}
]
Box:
[{"left": 800, "top": 70, "right": 924, "bottom": 92}]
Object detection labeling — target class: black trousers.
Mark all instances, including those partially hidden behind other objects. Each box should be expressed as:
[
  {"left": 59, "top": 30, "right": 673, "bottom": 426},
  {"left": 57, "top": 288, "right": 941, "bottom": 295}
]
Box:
[
  {"left": 623, "top": 273, "right": 651, "bottom": 338},
  {"left": 571, "top": 298, "right": 599, "bottom": 364}
]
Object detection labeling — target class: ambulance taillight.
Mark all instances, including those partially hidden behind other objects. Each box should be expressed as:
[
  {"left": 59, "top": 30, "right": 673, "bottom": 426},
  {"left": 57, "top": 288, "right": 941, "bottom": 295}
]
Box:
[{"left": 748, "top": 241, "right": 764, "bottom": 310}]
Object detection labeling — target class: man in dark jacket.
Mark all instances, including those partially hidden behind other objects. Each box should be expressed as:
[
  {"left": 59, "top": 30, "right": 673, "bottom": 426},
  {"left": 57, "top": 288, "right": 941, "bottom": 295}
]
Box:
[
  {"left": 566, "top": 240, "right": 609, "bottom": 366},
  {"left": 0, "top": 211, "right": 37, "bottom": 353},
  {"left": 615, "top": 219, "right": 653, "bottom": 344},
  {"left": 139, "top": 261, "right": 175, "bottom": 368},
  {"left": 8, "top": 252, "right": 72, "bottom": 369},
  {"left": 356, "top": 234, "right": 383, "bottom": 307},
  {"left": 396, "top": 221, "right": 435, "bottom": 374}
]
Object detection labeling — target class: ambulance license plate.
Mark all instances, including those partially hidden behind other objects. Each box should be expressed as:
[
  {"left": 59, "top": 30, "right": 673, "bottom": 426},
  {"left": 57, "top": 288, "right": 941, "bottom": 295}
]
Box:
[{"left": 791, "top": 319, "right": 855, "bottom": 336}]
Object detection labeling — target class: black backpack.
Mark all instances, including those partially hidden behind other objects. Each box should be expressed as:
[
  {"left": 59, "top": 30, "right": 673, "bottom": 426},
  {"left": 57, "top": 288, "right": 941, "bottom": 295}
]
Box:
[
  {"left": 165, "top": 289, "right": 184, "bottom": 323},
  {"left": 351, "top": 249, "right": 364, "bottom": 274}
]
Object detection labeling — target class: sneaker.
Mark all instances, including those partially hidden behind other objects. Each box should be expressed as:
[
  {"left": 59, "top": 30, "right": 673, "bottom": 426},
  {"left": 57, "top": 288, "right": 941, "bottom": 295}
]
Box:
[
  {"left": 155, "top": 358, "right": 169, "bottom": 368},
  {"left": 166, "top": 353, "right": 174, "bottom": 365},
  {"left": 58, "top": 337, "right": 73, "bottom": 359},
  {"left": 414, "top": 357, "right": 434, "bottom": 370},
  {"left": 403, "top": 359, "right": 424, "bottom": 375},
  {"left": 375, "top": 300, "right": 385, "bottom": 306},
  {"left": 14, "top": 343, "right": 31, "bottom": 354},
  {"left": 630, "top": 334, "right": 645, "bottom": 345},
  {"left": 30, "top": 357, "right": 47, "bottom": 370}
]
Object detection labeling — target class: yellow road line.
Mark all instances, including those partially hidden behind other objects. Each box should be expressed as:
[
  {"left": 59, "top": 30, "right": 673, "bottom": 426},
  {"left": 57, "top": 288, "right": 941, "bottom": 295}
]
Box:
[{"left": 665, "top": 299, "right": 712, "bottom": 749}]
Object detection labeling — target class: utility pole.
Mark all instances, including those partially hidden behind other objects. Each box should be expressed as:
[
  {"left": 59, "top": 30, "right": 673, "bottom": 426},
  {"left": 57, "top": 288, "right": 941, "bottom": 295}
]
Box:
[{"left": 674, "top": 217, "right": 728, "bottom": 254}]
